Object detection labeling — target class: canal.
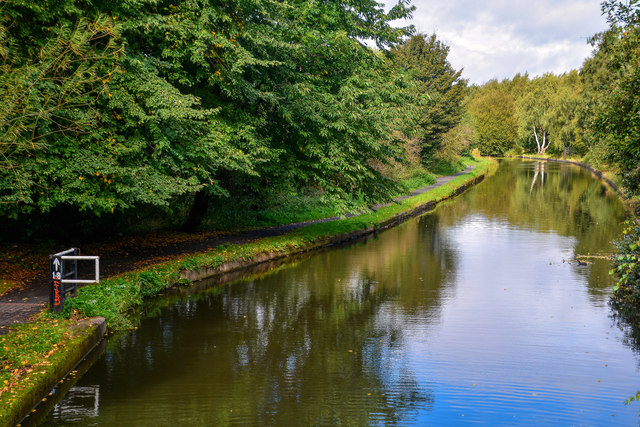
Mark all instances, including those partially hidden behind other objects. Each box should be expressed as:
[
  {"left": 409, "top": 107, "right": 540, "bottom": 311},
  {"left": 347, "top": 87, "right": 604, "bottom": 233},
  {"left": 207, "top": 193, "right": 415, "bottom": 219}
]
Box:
[{"left": 37, "top": 160, "right": 638, "bottom": 425}]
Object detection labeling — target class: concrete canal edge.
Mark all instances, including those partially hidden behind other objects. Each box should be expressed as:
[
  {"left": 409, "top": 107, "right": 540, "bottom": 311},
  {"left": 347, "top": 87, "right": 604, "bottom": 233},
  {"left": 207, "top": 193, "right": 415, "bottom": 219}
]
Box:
[
  {"left": 1, "top": 317, "right": 106, "bottom": 427},
  {"left": 180, "top": 174, "right": 486, "bottom": 283}
]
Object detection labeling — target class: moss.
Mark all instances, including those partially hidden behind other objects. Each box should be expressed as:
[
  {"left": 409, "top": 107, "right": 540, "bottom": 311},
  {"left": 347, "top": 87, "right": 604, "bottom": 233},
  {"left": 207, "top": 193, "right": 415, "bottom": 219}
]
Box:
[{"left": 0, "top": 317, "right": 105, "bottom": 427}]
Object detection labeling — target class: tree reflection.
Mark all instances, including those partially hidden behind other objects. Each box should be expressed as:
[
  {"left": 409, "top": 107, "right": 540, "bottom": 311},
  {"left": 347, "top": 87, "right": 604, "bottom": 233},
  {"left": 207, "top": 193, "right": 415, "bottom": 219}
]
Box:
[
  {"left": 435, "top": 159, "right": 628, "bottom": 297},
  {"left": 48, "top": 235, "right": 449, "bottom": 425},
  {"left": 529, "top": 161, "right": 546, "bottom": 194}
]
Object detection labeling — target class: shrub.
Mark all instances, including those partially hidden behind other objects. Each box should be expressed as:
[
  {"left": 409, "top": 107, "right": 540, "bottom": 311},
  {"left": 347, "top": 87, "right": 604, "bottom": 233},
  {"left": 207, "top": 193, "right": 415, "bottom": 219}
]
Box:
[{"left": 611, "top": 219, "right": 640, "bottom": 321}]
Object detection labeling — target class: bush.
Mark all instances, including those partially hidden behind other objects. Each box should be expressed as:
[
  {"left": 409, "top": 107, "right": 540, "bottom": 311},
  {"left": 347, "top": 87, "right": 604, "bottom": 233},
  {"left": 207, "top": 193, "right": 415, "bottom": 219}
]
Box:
[{"left": 611, "top": 219, "right": 640, "bottom": 321}]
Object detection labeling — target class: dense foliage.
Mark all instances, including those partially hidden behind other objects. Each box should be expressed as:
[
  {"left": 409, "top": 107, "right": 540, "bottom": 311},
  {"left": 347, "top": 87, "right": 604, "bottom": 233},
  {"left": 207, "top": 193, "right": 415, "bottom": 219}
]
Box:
[
  {"left": 3, "top": 0, "right": 467, "bottom": 233},
  {"left": 611, "top": 219, "right": 640, "bottom": 322},
  {"left": 3, "top": 0, "right": 636, "bottom": 237},
  {"left": 465, "top": 72, "right": 583, "bottom": 157},
  {"left": 586, "top": 0, "right": 640, "bottom": 196},
  {"left": 467, "top": 82, "right": 517, "bottom": 156},
  {"left": 390, "top": 34, "right": 467, "bottom": 163}
]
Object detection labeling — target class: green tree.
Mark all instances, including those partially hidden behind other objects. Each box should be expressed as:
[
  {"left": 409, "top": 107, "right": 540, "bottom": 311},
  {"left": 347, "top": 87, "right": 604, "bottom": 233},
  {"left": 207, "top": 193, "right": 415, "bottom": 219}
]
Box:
[
  {"left": 468, "top": 83, "right": 517, "bottom": 156},
  {"left": 515, "top": 73, "right": 583, "bottom": 156},
  {"left": 390, "top": 33, "right": 467, "bottom": 164},
  {"left": 0, "top": 0, "right": 418, "bottom": 228},
  {"left": 586, "top": 0, "right": 640, "bottom": 195},
  {"left": 611, "top": 219, "right": 640, "bottom": 323},
  {"left": 0, "top": 13, "right": 121, "bottom": 213}
]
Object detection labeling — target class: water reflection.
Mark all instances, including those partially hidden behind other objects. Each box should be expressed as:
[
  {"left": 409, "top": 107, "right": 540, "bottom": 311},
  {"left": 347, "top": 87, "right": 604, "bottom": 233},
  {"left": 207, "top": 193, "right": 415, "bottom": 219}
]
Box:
[
  {"left": 529, "top": 161, "right": 546, "bottom": 193},
  {"left": 39, "top": 160, "right": 637, "bottom": 426},
  {"left": 48, "top": 386, "right": 100, "bottom": 422}
]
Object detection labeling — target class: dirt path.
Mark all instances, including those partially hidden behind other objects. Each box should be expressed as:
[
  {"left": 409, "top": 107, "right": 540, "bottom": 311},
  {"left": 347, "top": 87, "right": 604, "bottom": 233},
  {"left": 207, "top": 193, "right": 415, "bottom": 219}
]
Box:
[{"left": 0, "top": 166, "right": 474, "bottom": 333}]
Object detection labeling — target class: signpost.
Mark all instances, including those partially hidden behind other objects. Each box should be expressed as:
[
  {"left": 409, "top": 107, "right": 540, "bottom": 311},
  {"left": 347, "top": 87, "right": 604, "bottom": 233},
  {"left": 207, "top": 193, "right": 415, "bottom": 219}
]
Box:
[{"left": 49, "top": 248, "right": 100, "bottom": 312}]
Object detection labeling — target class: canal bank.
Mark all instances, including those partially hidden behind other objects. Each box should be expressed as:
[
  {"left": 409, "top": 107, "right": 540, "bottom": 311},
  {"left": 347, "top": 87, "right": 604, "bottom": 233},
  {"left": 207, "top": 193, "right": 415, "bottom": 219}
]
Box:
[{"left": 0, "top": 157, "right": 496, "bottom": 427}]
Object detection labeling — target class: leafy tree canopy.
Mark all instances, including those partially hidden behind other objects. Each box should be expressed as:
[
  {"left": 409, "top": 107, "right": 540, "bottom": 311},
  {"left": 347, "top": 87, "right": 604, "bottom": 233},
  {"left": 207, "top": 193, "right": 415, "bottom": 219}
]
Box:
[
  {"left": 468, "top": 82, "right": 517, "bottom": 156},
  {"left": 0, "top": 0, "right": 419, "bottom": 223},
  {"left": 390, "top": 33, "right": 466, "bottom": 163}
]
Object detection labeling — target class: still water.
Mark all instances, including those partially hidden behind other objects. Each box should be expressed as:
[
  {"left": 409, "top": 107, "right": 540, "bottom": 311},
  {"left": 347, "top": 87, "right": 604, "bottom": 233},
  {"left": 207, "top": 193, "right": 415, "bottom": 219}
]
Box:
[{"left": 39, "top": 160, "right": 637, "bottom": 425}]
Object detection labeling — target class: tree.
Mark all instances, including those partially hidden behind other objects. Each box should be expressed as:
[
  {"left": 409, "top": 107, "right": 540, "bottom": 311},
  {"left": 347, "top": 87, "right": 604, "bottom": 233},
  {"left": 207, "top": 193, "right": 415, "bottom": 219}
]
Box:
[
  {"left": 585, "top": 0, "right": 640, "bottom": 195},
  {"left": 516, "top": 75, "right": 556, "bottom": 155},
  {"left": 515, "top": 73, "right": 582, "bottom": 156},
  {"left": 390, "top": 34, "right": 467, "bottom": 163},
  {"left": 0, "top": 14, "right": 121, "bottom": 213},
  {"left": 0, "top": 0, "right": 419, "bottom": 227},
  {"left": 468, "top": 83, "right": 517, "bottom": 156}
]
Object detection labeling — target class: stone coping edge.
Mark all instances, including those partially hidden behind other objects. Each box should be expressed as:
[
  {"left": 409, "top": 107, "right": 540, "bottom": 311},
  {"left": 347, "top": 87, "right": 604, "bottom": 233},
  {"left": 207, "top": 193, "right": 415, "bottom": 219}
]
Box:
[{"left": 2, "top": 317, "right": 106, "bottom": 427}]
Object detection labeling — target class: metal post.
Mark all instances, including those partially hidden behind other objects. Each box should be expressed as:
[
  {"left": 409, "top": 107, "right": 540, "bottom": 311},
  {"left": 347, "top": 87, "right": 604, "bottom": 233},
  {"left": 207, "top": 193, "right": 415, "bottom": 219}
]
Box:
[
  {"left": 49, "top": 248, "right": 100, "bottom": 311},
  {"left": 49, "top": 254, "right": 64, "bottom": 312},
  {"left": 70, "top": 249, "right": 78, "bottom": 297}
]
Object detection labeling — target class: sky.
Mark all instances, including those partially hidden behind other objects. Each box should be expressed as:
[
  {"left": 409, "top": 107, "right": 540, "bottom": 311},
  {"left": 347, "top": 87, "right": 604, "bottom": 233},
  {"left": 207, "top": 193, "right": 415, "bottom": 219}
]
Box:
[{"left": 385, "top": 0, "right": 609, "bottom": 85}]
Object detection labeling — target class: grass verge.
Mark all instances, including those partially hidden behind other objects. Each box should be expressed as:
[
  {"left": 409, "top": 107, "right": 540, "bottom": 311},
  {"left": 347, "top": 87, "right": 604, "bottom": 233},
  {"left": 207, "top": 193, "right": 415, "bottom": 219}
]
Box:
[{"left": 200, "top": 157, "right": 474, "bottom": 232}]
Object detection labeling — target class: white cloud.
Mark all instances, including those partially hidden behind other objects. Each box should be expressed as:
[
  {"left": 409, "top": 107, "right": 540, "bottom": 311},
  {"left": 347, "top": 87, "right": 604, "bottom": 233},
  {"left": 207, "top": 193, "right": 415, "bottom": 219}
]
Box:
[{"left": 385, "top": 0, "right": 608, "bottom": 84}]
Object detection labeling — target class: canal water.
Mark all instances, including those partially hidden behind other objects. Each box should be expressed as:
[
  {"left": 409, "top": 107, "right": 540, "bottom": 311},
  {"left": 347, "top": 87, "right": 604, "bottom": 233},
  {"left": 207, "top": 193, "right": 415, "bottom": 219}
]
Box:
[{"left": 37, "top": 160, "right": 638, "bottom": 426}]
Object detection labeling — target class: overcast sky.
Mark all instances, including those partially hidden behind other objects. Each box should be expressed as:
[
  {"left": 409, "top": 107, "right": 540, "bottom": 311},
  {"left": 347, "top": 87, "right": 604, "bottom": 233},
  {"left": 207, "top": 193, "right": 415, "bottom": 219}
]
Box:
[{"left": 385, "top": 0, "right": 609, "bottom": 84}]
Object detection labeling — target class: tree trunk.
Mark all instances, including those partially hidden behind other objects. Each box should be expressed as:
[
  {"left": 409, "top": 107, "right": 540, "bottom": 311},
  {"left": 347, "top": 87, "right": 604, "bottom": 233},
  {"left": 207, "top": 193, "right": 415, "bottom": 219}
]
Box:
[
  {"left": 533, "top": 125, "right": 550, "bottom": 155},
  {"left": 533, "top": 125, "right": 541, "bottom": 154},
  {"left": 539, "top": 131, "right": 550, "bottom": 155},
  {"left": 182, "top": 189, "right": 210, "bottom": 232}
]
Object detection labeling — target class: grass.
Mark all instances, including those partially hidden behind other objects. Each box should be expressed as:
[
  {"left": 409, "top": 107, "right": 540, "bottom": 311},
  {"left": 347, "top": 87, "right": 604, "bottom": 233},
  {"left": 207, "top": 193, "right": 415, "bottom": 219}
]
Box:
[
  {"left": 428, "top": 157, "right": 469, "bottom": 176},
  {"left": 200, "top": 157, "right": 472, "bottom": 232},
  {"left": 201, "top": 188, "right": 338, "bottom": 231},
  {"left": 0, "top": 313, "right": 105, "bottom": 426},
  {"left": 396, "top": 170, "right": 436, "bottom": 194},
  {"left": 0, "top": 314, "right": 75, "bottom": 402}
]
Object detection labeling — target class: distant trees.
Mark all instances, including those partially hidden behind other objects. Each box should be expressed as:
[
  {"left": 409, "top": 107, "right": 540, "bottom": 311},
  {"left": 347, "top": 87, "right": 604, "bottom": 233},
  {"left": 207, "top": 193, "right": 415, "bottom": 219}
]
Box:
[
  {"left": 466, "top": 72, "right": 583, "bottom": 158},
  {"left": 516, "top": 72, "right": 583, "bottom": 155},
  {"left": 463, "top": 0, "right": 639, "bottom": 199},
  {"left": 390, "top": 34, "right": 467, "bottom": 163},
  {"left": 468, "top": 82, "right": 517, "bottom": 156}
]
